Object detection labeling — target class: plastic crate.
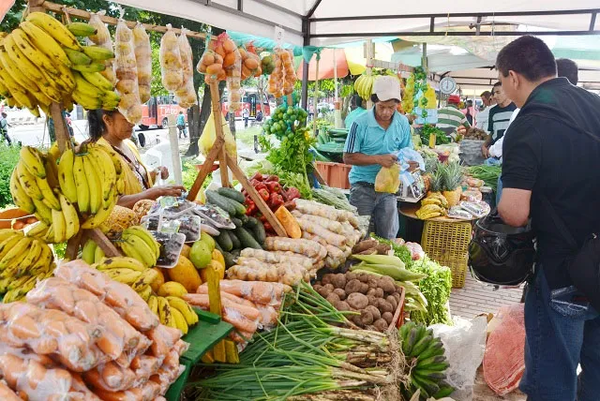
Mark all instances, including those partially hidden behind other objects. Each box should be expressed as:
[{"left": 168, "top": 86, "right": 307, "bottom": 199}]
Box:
[
  {"left": 314, "top": 161, "right": 352, "bottom": 189},
  {"left": 421, "top": 220, "right": 472, "bottom": 288}
]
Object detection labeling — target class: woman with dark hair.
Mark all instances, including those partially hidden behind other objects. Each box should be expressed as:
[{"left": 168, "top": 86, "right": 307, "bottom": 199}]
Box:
[{"left": 88, "top": 109, "right": 185, "bottom": 208}]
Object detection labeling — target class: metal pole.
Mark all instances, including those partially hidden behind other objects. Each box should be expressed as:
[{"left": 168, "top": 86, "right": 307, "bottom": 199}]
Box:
[
  {"left": 301, "top": 18, "right": 310, "bottom": 109},
  {"left": 366, "top": 40, "right": 374, "bottom": 109},
  {"left": 167, "top": 114, "right": 183, "bottom": 185}
]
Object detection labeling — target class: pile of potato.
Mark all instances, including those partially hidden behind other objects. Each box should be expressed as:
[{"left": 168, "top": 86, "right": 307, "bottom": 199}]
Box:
[{"left": 314, "top": 272, "right": 402, "bottom": 332}]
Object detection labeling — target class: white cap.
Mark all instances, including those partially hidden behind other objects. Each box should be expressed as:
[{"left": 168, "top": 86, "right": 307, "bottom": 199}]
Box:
[{"left": 372, "top": 76, "right": 402, "bottom": 102}]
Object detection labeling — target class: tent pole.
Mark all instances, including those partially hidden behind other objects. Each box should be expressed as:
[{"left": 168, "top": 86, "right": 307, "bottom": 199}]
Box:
[
  {"left": 333, "top": 49, "right": 338, "bottom": 100},
  {"left": 301, "top": 17, "right": 310, "bottom": 109},
  {"left": 366, "top": 39, "right": 374, "bottom": 109},
  {"left": 312, "top": 56, "right": 320, "bottom": 134}
]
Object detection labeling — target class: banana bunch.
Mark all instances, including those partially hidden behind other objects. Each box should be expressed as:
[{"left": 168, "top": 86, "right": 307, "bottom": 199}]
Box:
[
  {"left": 81, "top": 239, "right": 105, "bottom": 265},
  {"left": 416, "top": 194, "right": 449, "bottom": 220},
  {"left": 354, "top": 74, "right": 378, "bottom": 101},
  {"left": 148, "top": 294, "right": 198, "bottom": 335},
  {"left": 92, "top": 256, "right": 158, "bottom": 302},
  {"left": 400, "top": 322, "right": 454, "bottom": 400},
  {"left": 0, "top": 11, "right": 119, "bottom": 115},
  {"left": 118, "top": 226, "right": 160, "bottom": 269},
  {"left": 0, "top": 229, "right": 55, "bottom": 302}
]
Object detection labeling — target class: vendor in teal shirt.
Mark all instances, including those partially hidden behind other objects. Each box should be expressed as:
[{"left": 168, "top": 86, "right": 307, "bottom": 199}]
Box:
[
  {"left": 343, "top": 76, "right": 412, "bottom": 239},
  {"left": 344, "top": 95, "right": 366, "bottom": 128}
]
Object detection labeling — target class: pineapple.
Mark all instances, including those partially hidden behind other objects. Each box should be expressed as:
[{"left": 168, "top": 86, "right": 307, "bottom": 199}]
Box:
[
  {"left": 440, "top": 162, "right": 464, "bottom": 207},
  {"left": 428, "top": 166, "right": 445, "bottom": 196},
  {"left": 99, "top": 205, "right": 140, "bottom": 239}
]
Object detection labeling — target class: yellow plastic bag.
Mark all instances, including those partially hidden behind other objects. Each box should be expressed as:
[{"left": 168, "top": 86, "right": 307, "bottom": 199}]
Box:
[
  {"left": 198, "top": 111, "right": 237, "bottom": 157},
  {"left": 375, "top": 163, "right": 401, "bottom": 193}
]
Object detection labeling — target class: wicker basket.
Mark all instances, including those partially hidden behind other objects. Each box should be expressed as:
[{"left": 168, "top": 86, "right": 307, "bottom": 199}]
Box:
[{"left": 421, "top": 220, "right": 472, "bottom": 288}]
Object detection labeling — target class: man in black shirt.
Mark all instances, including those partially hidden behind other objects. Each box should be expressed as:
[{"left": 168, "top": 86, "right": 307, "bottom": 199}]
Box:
[
  {"left": 497, "top": 36, "right": 600, "bottom": 401},
  {"left": 481, "top": 82, "right": 516, "bottom": 157}
]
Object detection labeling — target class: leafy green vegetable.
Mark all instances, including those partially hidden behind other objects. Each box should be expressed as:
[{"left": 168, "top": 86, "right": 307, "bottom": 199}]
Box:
[
  {"left": 407, "top": 256, "right": 453, "bottom": 326},
  {"left": 420, "top": 124, "right": 450, "bottom": 146},
  {"left": 370, "top": 235, "right": 412, "bottom": 265}
]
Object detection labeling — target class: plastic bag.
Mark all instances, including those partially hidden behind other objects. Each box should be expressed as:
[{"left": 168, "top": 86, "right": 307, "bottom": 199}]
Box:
[
  {"left": 54, "top": 260, "right": 159, "bottom": 332},
  {"left": 132, "top": 23, "right": 152, "bottom": 104},
  {"left": 83, "top": 361, "right": 136, "bottom": 392},
  {"left": 198, "top": 111, "right": 237, "bottom": 157},
  {"left": 430, "top": 316, "right": 488, "bottom": 401},
  {"left": 115, "top": 19, "right": 142, "bottom": 124},
  {"left": 239, "top": 43, "right": 261, "bottom": 80},
  {"left": 268, "top": 50, "right": 284, "bottom": 97},
  {"left": 26, "top": 277, "right": 149, "bottom": 362},
  {"left": 94, "top": 380, "right": 161, "bottom": 401},
  {"left": 174, "top": 29, "right": 198, "bottom": 108},
  {"left": 160, "top": 25, "right": 183, "bottom": 92},
  {"left": 88, "top": 11, "right": 116, "bottom": 85},
  {"left": 280, "top": 49, "right": 296, "bottom": 96},
  {"left": 375, "top": 163, "right": 401, "bottom": 193},
  {"left": 483, "top": 304, "right": 525, "bottom": 396},
  {"left": 197, "top": 36, "right": 225, "bottom": 83},
  {"left": 145, "top": 324, "right": 183, "bottom": 358},
  {"left": 222, "top": 33, "right": 242, "bottom": 112}
]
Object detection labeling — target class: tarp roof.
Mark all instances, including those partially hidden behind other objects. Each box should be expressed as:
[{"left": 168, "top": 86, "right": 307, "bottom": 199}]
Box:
[{"left": 113, "top": 0, "right": 600, "bottom": 47}]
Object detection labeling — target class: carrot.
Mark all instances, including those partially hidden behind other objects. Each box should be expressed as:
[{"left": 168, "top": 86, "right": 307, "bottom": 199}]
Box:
[
  {"left": 0, "top": 381, "right": 21, "bottom": 401},
  {"left": 70, "top": 374, "right": 103, "bottom": 401},
  {"left": 130, "top": 355, "right": 161, "bottom": 379},
  {"left": 146, "top": 325, "right": 181, "bottom": 358},
  {"left": 183, "top": 293, "right": 260, "bottom": 321},
  {"left": 9, "top": 315, "right": 41, "bottom": 341},
  {"left": 173, "top": 339, "right": 189, "bottom": 356},
  {"left": 256, "top": 304, "right": 279, "bottom": 328},
  {"left": 195, "top": 287, "right": 257, "bottom": 308}
]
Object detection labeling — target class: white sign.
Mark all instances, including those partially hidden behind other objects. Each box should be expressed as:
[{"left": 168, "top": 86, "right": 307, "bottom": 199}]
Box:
[{"left": 274, "top": 26, "right": 285, "bottom": 46}]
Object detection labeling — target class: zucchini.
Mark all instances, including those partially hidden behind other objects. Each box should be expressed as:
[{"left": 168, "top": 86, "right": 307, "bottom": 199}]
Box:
[
  {"left": 217, "top": 187, "right": 246, "bottom": 204},
  {"left": 206, "top": 190, "right": 236, "bottom": 216},
  {"left": 222, "top": 251, "right": 236, "bottom": 268},
  {"left": 228, "top": 230, "right": 241, "bottom": 250},
  {"left": 235, "top": 227, "right": 262, "bottom": 249},
  {"left": 216, "top": 230, "right": 233, "bottom": 252},
  {"left": 252, "top": 220, "right": 266, "bottom": 245},
  {"left": 231, "top": 217, "right": 243, "bottom": 228},
  {"left": 244, "top": 216, "right": 258, "bottom": 228}
]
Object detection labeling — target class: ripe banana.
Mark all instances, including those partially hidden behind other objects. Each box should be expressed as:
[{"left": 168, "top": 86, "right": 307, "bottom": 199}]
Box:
[
  {"left": 137, "top": 284, "right": 152, "bottom": 301},
  {"left": 0, "top": 236, "right": 32, "bottom": 270},
  {"left": 82, "top": 154, "right": 102, "bottom": 214},
  {"left": 0, "top": 230, "right": 19, "bottom": 243},
  {"left": 71, "top": 90, "right": 103, "bottom": 110},
  {"left": 59, "top": 194, "right": 79, "bottom": 240},
  {"left": 73, "top": 71, "right": 105, "bottom": 98},
  {"left": 32, "top": 198, "right": 52, "bottom": 225},
  {"left": 124, "top": 226, "right": 160, "bottom": 260},
  {"left": 81, "top": 45, "right": 114, "bottom": 61},
  {"left": 16, "top": 162, "right": 43, "bottom": 200},
  {"left": 10, "top": 168, "right": 35, "bottom": 214},
  {"left": 73, "top": 155, "right": 89, "bottom": 213},
  {"left": 170, "top": 307, "right": 189, "bottom": 334},
  {"left": 148, "top": 295, "right": 159, "bottom": 316},
  {"left": 26, "top": 12, "right": 81, "bottom": 50},
  {"left": 80, "top": 200, "right": 115, "bottom": 230},
  {"left": 20, "top": 146, "right": 46, "bottom": 179},
  {"left": 57, "top": 148, "right": 78, "bottom": 204},
  {"left": 25, "top": 221, "right": 49, "bottom": 239},
  {"left": 36, "top": 175, "right": 60, "bottom": 210},
  {"left": 94, "top": 256, "right": 147, "bottom": 273},
  {"left": 131, "top": 268, "right": 159, "bottom": 293},
  {"left": 19, "top": 21, "right": 71, "bottom": 67},
  {"left": 82, "top": 239, "right": 97, "bottom": 265},
  {"left": 0, "top": 234, "right": 23, "bottom": 260},
  {"left": 81, "top": 71, "right": 114, "bottom": 92},
  {"left": 51, "top": 208, "right": 66, "bottom": 243},
  {"left": 157, "top": 296, "right": 174, "bottom": 327},
  {"left": 158, "top": 282, "right": 188, "bottom": 298},
  {"left": 167, "top": 296, "right": 198, "bottom": 326},
  {"left": 103, "top": 268, "right": 143, "bottom": 285},
  {"left": 67, "top": 22, "right": 97, "bottom": 37},
  {"left": 16, "top": 238, "right": 41, "bottom": 274},
  {"left": 120, "top": 237, "right": 155, "bottom": 269},
  {"left": 87, "top": 145, "right": 115, "bottom": 202},
  {"left": 0, "top": 46, "right": 39, "bottom": 94}
]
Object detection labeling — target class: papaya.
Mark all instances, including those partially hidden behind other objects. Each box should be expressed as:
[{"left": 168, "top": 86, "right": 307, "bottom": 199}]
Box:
[
  {"left": 212, "top": 249, "right": 225, "bottom": 268},
  {"left": 180, "top": 244, "right": 191, "bottom": 259},
  {"left": 167, "top": 255, "right": 202, "bottom": 292},
  {"left": 200, "top": 260, "right": 225, "bottom": 283},
  {"left": 150, "top": 267, "right": 165, "bottom": 293}
]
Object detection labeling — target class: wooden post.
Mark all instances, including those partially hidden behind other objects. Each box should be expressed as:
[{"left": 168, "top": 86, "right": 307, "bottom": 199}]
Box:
[
  {"left": 209, "top": 81, "right": 230, "bottom": 188},
  {"left": 186, "top": 136, "right": 223, "bottom": 201},
  {"left": 49, "top": 103, "right": 72, "bottom": 154}
]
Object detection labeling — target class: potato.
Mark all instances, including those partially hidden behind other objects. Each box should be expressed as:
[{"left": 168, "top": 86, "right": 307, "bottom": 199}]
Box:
[
  {"left": 345, "top": 272, "right": 357, "bottom": 281},
  {"left": 316, "top": 285, "right": 329, "bottom": 298},
  {"left": 347, "top": 293, "right": 369, "bottom": 310},
  {"left": 367, "top": 277, "right": 379, "bottom": 289},
  {"left": 331, "top": 274, "right": 347, "bottom": 289},
  {"left": 386, "top": 295, "right": 398, "bottom": 310},
  {"left": 392, "top": 292, "right": 402, "bottom": 304},
  {"left": 333, "top": 288, "right": 346, "bottom": 300},
  {"left": 367, "top": 295, "right": 378, "bottom": 307},
  {"left": 321, "top": 274, "right": 333, "bottom": 285},
  {"left": 345, "top": 279, "right": 362, "bottom": 294},
  {"left": 373, "top": 318, "right": 388, "bottom": 332},
  {"left": 364, "top": 305, "right": 381, "bottom": 321},
  {"left": 351, "top": 314, "right": 364, "bottom": 326},
  {"left": 359, "top": 283, "right": 369, "bottom": 294},
  {"left": 357, "top": 273, "right": 369, "bottom": 283},
  {"left": 378, "top": 299, "right": 394, "bottom": 314},
  {"left": 326, "top": 292, "right": 340, "bottom": 305},
  {"left": 360, "top": 310, "right": 374, "bottom": 326},
  {"left": 378, "top": 276, "right": 396, "bottom": 294},
  {"left": 371, "top": 288, "right": 384, "bottom": 298},
  {"left": 334, "top": 301, "right": 351, "bottom": 311},
  {"left": 313, "top": 284, "right": 323, "bottom": 293},
  {"left": 382, "top": 312, "right": 394, "bottom": 325}
]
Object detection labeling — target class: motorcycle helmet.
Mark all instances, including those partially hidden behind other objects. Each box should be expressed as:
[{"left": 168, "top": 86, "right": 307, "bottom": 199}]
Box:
[{"left": 469, "top": 212, "right": 536, "bottom": 286}]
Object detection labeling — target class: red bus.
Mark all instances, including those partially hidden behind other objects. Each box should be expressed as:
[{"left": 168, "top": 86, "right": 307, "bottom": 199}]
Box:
[
  {"left": 221, "top": 88, "right": 271, "bottom": 119},
  {"left": 140, "top": 95, "right": 188, "bottom": 129}
]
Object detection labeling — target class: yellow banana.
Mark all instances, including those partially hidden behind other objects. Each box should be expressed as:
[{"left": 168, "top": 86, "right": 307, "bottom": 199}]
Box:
[
  {"left": 169, "top": 307, "right": 189, "bottom": 334},
  {"left": 19, "top": 21, "right": 71, "bottom": 67},
  {"left": 124, "top": 226, "right": 160, "bottom": 260},
  {"left": 118, "top": 240, "right": 147, "bottom": 267},
  {"left": 36, "top": 176, "right": 60, "bottom": 210},
  {"left": 32, "top": 198, "right": 52, "bottom": 225},
  {"left": 94, "top": 245, "right": 105, "bottom": 264},
  {"left": 10, "top": 28, "right": 60, "bottom": 76},
  {"left": 17, "top": 238, "right": 41, "bottom": 272},
  {"left": 41, "top": 224, "right": 54, "bottom": 244},
  {"left": 81, "top": 45, "right": 114, "bottom": 61},
  {"left": 87, "top": 146, "right": 114, "bottom": 201},
  {"left": 103, "top": 268, "right": 143, "bottom": 285},
  {"left": 30, "top": 243, "right": 53, "bottom": 272},
  {"left": 20, "top": 146, "right": 46, "bottom": 179},
  {"left": 157, "top": 296, "right": 174, "bottom": 327},
  {"left": 0, "top": 45, "right": 38, "bottom": 93},
  {"left": 94, "top": 256, "right": 146, "bottom": 273},
  {"left": 421, "top": 198, "right": 442, "bottom": 206},
  {"left": 102, "top": 90, "right": 120, "bottom": 110},
  {"left": 16, "top": 162, "right": 43, "bottom": 200},
  {"left": 73, "top": 155, "right": 89, "bottom": 213},
  {"left": 7, "top": 274, "right": 31, "bottom": 290},
  {"left": 82, "top": 154, "right": 102, "bottom": 214},
  {"left": 26, "top": 12, "right": 81, "bottom": 50},
  {"left": 51, "top": 208, "right": 65, "bottom": 243},
  {"left": 148, "top": 295, "right": 159, "bottom": 316},
  {"left": 136, "top": 284, "right": 152, "bottom": 301},
  {"left": 57, "top": 148, "right": 77, "bottom": 204},
  {"left": 59, "top": 194, "right": 79, "bottom": 240},
  {"left": 81, "top": 71, "right": 114, "bottom": 92},
  {"left": 71, "top": 90, "right": 103, "bottom": 110},
  {"left": 131, "top": 268, "right": 159, "bottom": 292},
  {"left": 0, "top": 230, "right": 19, "bottom": 243},
  {"left": 122, "top": 233, "right": 157, "bottom": 268},
  {"left": 167, "top": 296, "right": 198, "bottom": 326},
  {"left": 73, "top": 71, "right": 106, "bottom": 98},
  {"left": 100, "top": 145, "right": 123, "bottom": 175},
  {"left": 10, "top": 168, "right": 35, "bottom": 214},
  {"left": 0, "top": 234, "right": 23, "bottom": 259},
  {"left": 81, "top": 239, "right": 97, "bottom": 265},
  {"left": 158, "top": 282, "right": 188, "bottom": 298},
  {"left": 0, "top": 236, "right": 32, "bottom": 270},
  {"left": 25, "top": 221, "right": 48, "bottom": 239},
  {"left": 80, "top": 200, "right": 115, "bottom": 230}
]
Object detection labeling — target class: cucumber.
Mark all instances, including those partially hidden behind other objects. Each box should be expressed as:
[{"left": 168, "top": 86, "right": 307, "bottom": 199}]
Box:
[
  {"left": 228, "top": 230, "right": 241, "bottom": 250},
  {"left": 206, "top": 190, "right": 236, "bottom": 216},
  {"left": 231, "top": 217, "right": 243, "bottom": 228},
  {"left": 216, "top": 230, "right": 233, "bottom": 252},
  {"left": 217, "top": 187, "right": 246, "bottom": 204},
  {"left": 214, "top": 241, "right": 224, "bottom": 253},
  {"left": 244, "top": 216, "right": 258, "bottom": 228},
  {"left": 235, "top": 227, "right": 262, "bottom": 249},
  {"left": 228, "top": 198, "right": 246, "bottom": 216},
  {"left": 222, "top": 251, "right": 236, "bottom": 268},
  {"left": 239, "top": 215, "right": 249, "bottom": 225},
  {"left": 252, "top": 220, "right": 266, "bottom": 244}
]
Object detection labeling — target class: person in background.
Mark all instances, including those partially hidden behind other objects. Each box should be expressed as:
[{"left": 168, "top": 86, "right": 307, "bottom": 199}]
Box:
[
  {"left": 437, "top": 94, "right": 471, "bottom": 131},
  {"left": 476, "top": 90, "right": 495, "bottom": 132},
  {"left": 343, "top": 76, "right": 413, "bottom": 239},
  {"left": 481, "top": 82, "right": 516, "bottom": 158},
  {"left": 344, "top": 94, "right": 366, "bottom": 128},
  {"left": 497, "top": 36, "right": 600, "bottom": 401},
  {"left": 0, "top": 112, "right": 10, "bottom": 145},
  {"left": 464, "top": 99, "right": 474, "bottom": 125},
  {"left": 556, "top": 58, "right": 579, "bottom": 85},
  {"left": 176, "top": 111, "right": 187, "bottom": 139},
  {"left": 255, "top": 110, "right": 263, "bottom": 122},
  {"left": 243, "top": 108, "right": 250, "bottom": 128},
  {"left": 87, "top": 109, "right": 184, "bottom": 208}
]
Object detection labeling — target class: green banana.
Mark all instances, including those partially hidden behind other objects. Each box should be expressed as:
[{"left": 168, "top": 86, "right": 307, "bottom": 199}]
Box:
[{"left": 67, "top": 22, "right": 97, "bottom": 37}]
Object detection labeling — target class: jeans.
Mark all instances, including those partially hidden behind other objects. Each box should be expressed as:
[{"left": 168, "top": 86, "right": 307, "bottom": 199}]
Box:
[
  {"left": 520, "top": 267, "right": 600, "bottom": 401},
  {"left": 496, "top": 175, "right": 503, "bottom": 206},
  {"left": 349, "top": 183, "right": 399, "bottom": 239},
  {"left": 484, "top": 157, "right": 502, "bottom": 166}
]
